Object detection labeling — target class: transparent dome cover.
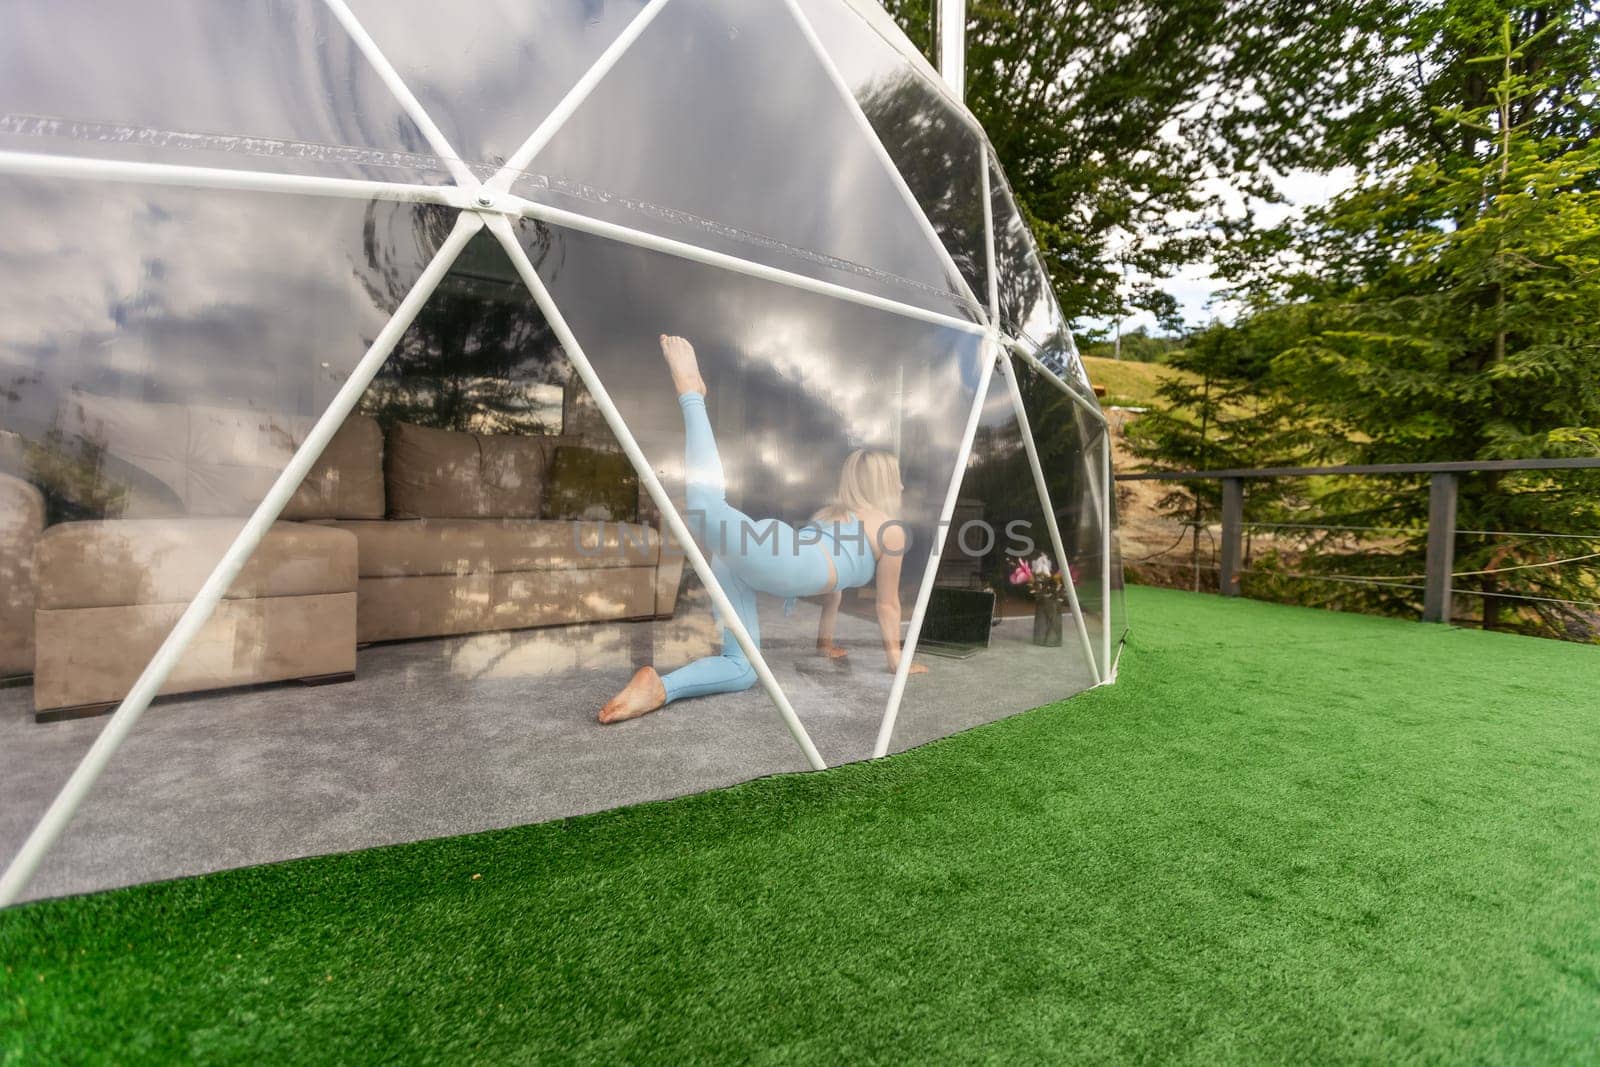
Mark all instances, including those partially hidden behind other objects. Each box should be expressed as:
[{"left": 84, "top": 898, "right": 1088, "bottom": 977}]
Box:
[{"left": 0, "top": 0, "right": 1122, "bottom": 903}]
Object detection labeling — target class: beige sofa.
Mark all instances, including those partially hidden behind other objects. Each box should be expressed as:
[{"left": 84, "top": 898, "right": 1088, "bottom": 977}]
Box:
[
  {"left": 20, "top": 396, "right": 377, "bottom": 719},
  {"left": 7, "top": 395, "right": 682, "bottom": 719},
  {"left": 32, "top": 518, "right": 359, "bottom": 716},
  {"left": 313, "top": 421, "right": 682, "bottom": 644}
]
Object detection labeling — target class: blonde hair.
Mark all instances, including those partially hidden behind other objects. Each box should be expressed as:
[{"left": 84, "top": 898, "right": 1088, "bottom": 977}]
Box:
[{"left": 817, "top": 449, "right": 902, "bottom": 520}]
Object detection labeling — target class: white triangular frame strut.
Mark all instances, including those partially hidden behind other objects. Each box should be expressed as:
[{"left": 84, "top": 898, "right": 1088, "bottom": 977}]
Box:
[
  {"left": 484, "top": 0, "right": 677, "bottom": 195},
  {"left": 984, "top": 154, "right": 1101, "bottom": 391},
  {"left": 998, "top": 353, "right": 1103, "bottom": 681},
  {"left": 1003, "top": 334, "right": 1117, "bottom": 678},
  {"left": 1100, "top": 414, "right": 1116, "bottom": 677},
  {"left": 321, "top": 0, "right": 481, "bottom": 188},
  {"left": 0, "top": 0, "right": 1105, "bottom": 904},
  {"left": 1, "top": 0, "right": 792, "bottom": 905},
  {"left": 0, "top": 210, "right": 488, "bottom": 906},
  {"left": 1004, "top": 340, "right": 1118, "bottom": 672},
  {"left": 871, "top": 344, "right": 1116, "bottom": 758},
  {"left": 871, "top": 344, "right": 1000, "bottom": 757},
  {"left": 480, "top": 213, "right": 825, "bottom": 770},
  {"left": 780, "top": 0, "right": 987, "bottom": 316},
  {"left": 462, "top": 0, "right": 983, "bottom": 769},
  {"left": 871, "top": 143, "right": 1004, "bottom": 758},
  {"left": 871, "top": 146, "right": 1106, "bottom": 757},
  {"left": 0, "top": 148, "right": 988, "bottom": 338}
]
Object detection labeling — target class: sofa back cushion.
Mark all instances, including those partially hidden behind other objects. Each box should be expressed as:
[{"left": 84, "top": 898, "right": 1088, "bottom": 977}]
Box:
[
  {"left": 55, "top": 393, "right": 383, "bottom": 519},
  {"left": 183, "top": 404, "right": 310, "bottom": 516},
  {"left": 282, "top": 415, "right": 385, "bottom": 520},
  {"left": 542, "top": 445, "right": 639, "bottom": 522},
  {"left": 55, "top": 394, "right": 191, "bottom": 518},
  {"left": 387, "top": 423, "right": 567, "bottom": 519}
]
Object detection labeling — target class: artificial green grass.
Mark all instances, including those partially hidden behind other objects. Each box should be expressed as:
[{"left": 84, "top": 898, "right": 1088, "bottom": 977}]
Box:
[{"left": 4, "top": 587, "right": 1599, "bottom": 1064}]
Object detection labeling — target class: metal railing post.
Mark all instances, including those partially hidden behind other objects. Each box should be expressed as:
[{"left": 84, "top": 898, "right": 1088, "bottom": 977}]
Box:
[
  {"left": 1219, "top": 477, "right": 1243, "bottom": 597},
  {"left": 1423, "top": 472, "right": 1458, "bottom": 623},
  {"left": 1119, "top": 458, "right": 1599, "bottom": 621},
  {"left": 1100, "top": 424, "right": 1113, "bottom": 673}
]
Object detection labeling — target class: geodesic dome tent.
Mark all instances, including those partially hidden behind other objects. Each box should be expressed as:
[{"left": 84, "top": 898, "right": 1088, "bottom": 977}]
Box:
[{"left": 0, "top": 0, "right": 1125, "bottom": 904}]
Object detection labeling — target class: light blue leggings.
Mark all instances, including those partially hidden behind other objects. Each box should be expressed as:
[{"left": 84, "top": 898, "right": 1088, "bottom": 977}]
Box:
[{"left": 661, "top": 393, "right": 833, "bottom": 703}]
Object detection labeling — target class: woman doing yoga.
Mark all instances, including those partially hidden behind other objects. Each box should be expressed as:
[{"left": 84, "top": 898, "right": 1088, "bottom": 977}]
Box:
[{"left": 599, "top": 335, "right": 927, "bottom": 724}]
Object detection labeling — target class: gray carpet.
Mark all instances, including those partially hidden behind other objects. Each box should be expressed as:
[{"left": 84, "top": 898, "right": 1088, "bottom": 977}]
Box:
[{"left": 0, "top": 589, "right": 1099, "bottom": 902}]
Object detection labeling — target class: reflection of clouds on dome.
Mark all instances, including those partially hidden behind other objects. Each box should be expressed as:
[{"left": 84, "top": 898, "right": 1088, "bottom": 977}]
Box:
[
  {"left": 977, "top": 374, "right": 1019, "bottom": 430},
  {"left": 0, "top": 179, "right": 436, "bottom": 429},
  {"left": 346, "top": 0, "right": 653, "bottom": 170},
  {"left": 0, "top": 0, "right": 1037, "bottom": 593},
  {"left": 793, "top": 0, "right": 991, "bottom": 297},
  {"left": 2, "top": 0, "right": 966, "bottom": 320},
  {"left": 514, "top": 0, "right": 968, "bottom": 314},
  {"left": 0, "top": 0, "right": 440, "bottom": 181},
  {"left": 520, "top": 220, "right": 983, "bottom": 562}
]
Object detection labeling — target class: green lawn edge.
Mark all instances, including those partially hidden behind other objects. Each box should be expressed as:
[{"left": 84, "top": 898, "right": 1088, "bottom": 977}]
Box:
[{"left": 4, "top": 588, "right": 1598, "bottom": 1064}]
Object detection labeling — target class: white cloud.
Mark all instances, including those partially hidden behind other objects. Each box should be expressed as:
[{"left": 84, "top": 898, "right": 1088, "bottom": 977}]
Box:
[{"left": 1082, "top": 165, "right": 1357, "bottom": 338}]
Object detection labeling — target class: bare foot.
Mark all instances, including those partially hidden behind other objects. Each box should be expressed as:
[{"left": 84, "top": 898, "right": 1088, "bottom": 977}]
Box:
[
  {"left": 885, "top": 660, "right": 929, "bottom": 675},
  {"left": 599, "top": 666, "right": 667, "bottom": 723},
  {"left": 660, "top": 334, "right": 706, "bottom": 396},
  {"left": 816, "top": 642, "right": 849, "bottom": 660}
]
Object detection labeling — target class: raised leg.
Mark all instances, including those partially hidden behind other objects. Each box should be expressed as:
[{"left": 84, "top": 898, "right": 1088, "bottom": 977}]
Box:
[{"left": 678, "top": 392, "right": 829, "bottom": 597}]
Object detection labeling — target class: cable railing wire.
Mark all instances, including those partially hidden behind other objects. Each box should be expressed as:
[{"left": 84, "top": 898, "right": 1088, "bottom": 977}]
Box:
[
  {"left": 1134, "top": 542, "right": 1596, "bottom": 578},
  {"left": 1201, "top": 563, "right": 1597, "bottom": 607},
  {"left": 1201, "top": 569, "right": 1600, "bottom": 610},
  {"left": 1242, "top": 520, "right": 1426, "bottom": 535},
  {"left": 1448, "top": 588, "right": 1600, "bottom": 611},
  {"left": 1244, "top": 521, "right": 1600, "bottom": 542},
  {"left": 1132, "top": 559, "right": 1598, "bottom": 611},
  {"left": 1237, "top": 553, "right": 1599, "bottom": 585},
  {"left": 1456, "top": 529, "right": 1600, "bottom": 540}
]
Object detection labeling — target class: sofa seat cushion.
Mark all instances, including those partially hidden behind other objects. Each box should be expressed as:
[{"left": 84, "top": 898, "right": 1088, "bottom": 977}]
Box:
[
  {"left": 35, "top": 519, "right": 357, "bottom": 610},
  {"left": 33, "top": 593, "right": 356, "bottom": 712},
  {"left": 319, "top": 518, "right": 662, "bottom": 579}
]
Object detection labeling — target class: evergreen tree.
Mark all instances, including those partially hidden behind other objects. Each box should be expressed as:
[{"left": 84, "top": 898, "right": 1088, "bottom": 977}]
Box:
[
  {"left": 1187, "top": 6, "right": 1600, "bottom": 636},
  {"left": 1125, "top": 318, "right": 1308, "bottom": 588},
  {"left": 881, "top": 0, "right": 1399, "bottom": 331}
]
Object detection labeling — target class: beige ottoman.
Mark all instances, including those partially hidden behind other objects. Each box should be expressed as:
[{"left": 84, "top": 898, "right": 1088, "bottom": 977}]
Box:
[{"left": 32, "top": 519, "right": 357, "bottom": 720}]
